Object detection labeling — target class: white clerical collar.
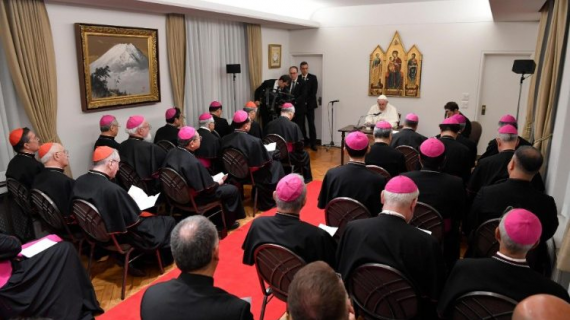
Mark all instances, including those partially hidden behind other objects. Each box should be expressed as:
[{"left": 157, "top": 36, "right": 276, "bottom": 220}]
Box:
[
  {"left": 273, "top": 80, "right": 280, "bottom": 90},
  {"left": 495, "top": 252, "right": 528, "bottom": 264},
  {"left": 380, "top": 210, "right": 406, "bottom": 221},
  {"left": 200, "top": 126, "right": 211, "bottom": 132}
]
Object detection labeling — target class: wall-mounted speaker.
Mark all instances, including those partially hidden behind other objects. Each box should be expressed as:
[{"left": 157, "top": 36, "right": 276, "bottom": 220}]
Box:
[
  {"left": 226, "top": 64, "right": 241, "bottom": 74},
  {"left": 512, "top": 60, "right": 536, "bottom": 75}
]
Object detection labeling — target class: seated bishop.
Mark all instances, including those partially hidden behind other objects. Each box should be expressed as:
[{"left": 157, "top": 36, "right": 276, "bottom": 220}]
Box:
[
  {"left": 6, "top": 127, "right": 44, "bottom": 189},
  {"left": 94, "top": 114, "right": 121, "bottom": 150},
  {"left": 154, "top": 107, "right": 182, "bottom": 146},
  {"left": 221, "top": 110, "right": 285, "bottom": 211},
  {"left": 195, "top": 112, "right": 222, "bottom": 173},
  {"left": 264, "top": 102, "right": 313, "bottom": 183},
  {"left": 243, "top": 101, "right": 263, "bottom": 139},
  {"left": 479, "top": 114, "right": 532, "bottom": 161},
  {"left": 163, "top": 126, "right": 245, "bottom": 230},
  {"left": 365, "top": 120, "right": 407, "bottom": 178},
  {"left": 209, "top": 101, "right": 231, "bottom": 137},
  {"left": 391, "top": 113, "right": 427, "bottom": 150}
]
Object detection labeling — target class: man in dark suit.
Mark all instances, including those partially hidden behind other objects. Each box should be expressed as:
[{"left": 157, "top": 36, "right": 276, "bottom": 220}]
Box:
[
  {"left": 141, "top": 215, "right": 254, "bottom": 320},
  {"left": 254, "top": 75, "right": 291, "bottom": 126},
  {"left": 365, "top": 120, "right": 407, "bottom": 177},
  {"left": 391, "top": 113, "right": 427, "bottom": 150},
  {"left": 479, "top": 114, "right": 532, "bottom": 160},
  {"left": 300, "top": 61, "right": 319, "bottom": 150},
  {"left": 437, "top": 209, "right": 570, "bottom": 319},
  {"left": 466, "top": 146, "right": 557, "bottom": 275},
  {"left": 444, "top": 101, "right": 471, "bottom": 139},
  {"left": 288, "top": 66, "right": 307, "bottom": 139},
  {"left": 209, "top": 101, "right": 232, "bottom": 137}
]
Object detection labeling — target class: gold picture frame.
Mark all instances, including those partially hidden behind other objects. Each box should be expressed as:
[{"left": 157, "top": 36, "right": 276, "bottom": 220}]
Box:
[
  {"left": 268, "top": 44, "right": 282, "bottom": 69},
  {"left": 75, "top": 23, "right": 160, "bottom": 112}
]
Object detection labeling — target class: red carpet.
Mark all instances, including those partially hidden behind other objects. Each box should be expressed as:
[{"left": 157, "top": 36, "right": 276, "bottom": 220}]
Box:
[{"left": 98, "top": 181, "right": 325, "bottom": 320}]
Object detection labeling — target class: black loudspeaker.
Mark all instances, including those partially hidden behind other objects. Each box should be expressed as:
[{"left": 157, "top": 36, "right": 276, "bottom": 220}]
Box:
[
  {"left": 226, "top": 64, "right": 241, "bottom": 74},
  {"left": 512, "top": 60, "right": 536, "bottom": 74}
]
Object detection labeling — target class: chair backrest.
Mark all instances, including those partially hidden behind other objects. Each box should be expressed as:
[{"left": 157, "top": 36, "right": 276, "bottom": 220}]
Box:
[
  {"left": 156, "top": 140, "right": 176, "bottom": 152},
  {"left": 452, "top": 291, "right": 517, "bottom": 320},
  {"left": 366, "top": 165, "right": 391, "bottom": 180},
  {"left": 325, "top": 197, "right": 371, "bottom": 239},
  {"left": 222, "top": 148, "right": 250, "bottom": 180},
  {"left": 117, "top": 162, "right": 147, "bottom": 192},
  {"left": 72, "top": 199, "right": 111, "bottom": 243},
  {"left": 253, "top": 243, "right": 306, "bottom": 301},
  {"left": 6, "top": 178, "right": 32, "bottom": 213},
  {"left": 469, "top": 121, "right": 483, "bottom": 146},
  {"left": 348, "top": 263, "right": 419, "bottom": 320},
  {"left": 473, "top": 218, "right": 501, "bottom": 258},
  {"left": 409, "top": 202, "right": 444, "bottom": 244},
  {"left": 263, "top": 134, "right": 289, "bottom": 161},
  {"left": 30, "top": 189, "right": 68, "bottom": 232},
  {"left": 159, "top": 167, "right": 191, "bottom": 206},
  {"left": 395, "top": 145, "right": 420, "bottom": 172}
]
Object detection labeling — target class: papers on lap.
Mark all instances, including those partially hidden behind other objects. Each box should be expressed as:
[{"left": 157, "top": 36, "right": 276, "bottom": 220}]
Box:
[
  {"left": 212, "top": 172, "right": 226, "bottom": 184},
  {"left": 128, "top": 185, "right": 160, "bottom": 210},
  {"left": 20, "top": 238, "right": 58, "bottom": 258},
  {"left": 265, "top": 142, "right": 276, "bottom": 152},
  {"left": 318, "top": 223, "right": 338, "bottom": 237}
]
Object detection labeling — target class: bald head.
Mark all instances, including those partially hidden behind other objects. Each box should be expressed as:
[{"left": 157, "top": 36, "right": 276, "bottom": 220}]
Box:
[
  {"left": 170, "top": 216, "right": 219, "bottom": 273},
  {"left": 513, "top": 294, "right": 570, "bottom": 320}
]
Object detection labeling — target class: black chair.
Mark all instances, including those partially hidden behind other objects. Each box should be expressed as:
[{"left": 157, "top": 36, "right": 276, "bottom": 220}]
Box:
[
  {"left": 222, "top": 148, "right": 258, "bottom": 214},
  {"left": 452, "top": 291, "right": 517, "bottom": 320},
  {"left": 366, "top": 165, "right": 392, "bottom": 181},
  {"left": 395, "top": 145, "right": 420, "bottom": 172},
  {"left": 159, "top": 167, "right": 227, "bottom": 237},
  {"left": 156, "top": 140, "right": 176, "bottom": 152},
  {"left": 469, "top": 121, "right": 483, "bottom": 146},
  {"left": 116, "top": 162, "right": 149, "bottom": 194},
  {"left": 72, "top": 199, "right": 164, "bottom": 300},
  {"left": 347, "top": 263, "right": 419, "bottom": 320},
  {"left": 253, "top": 243, "right": 306, "bottom": 320},
  {"left": 472, "top": 218, "right": 501, "bottom": 258},
  {"left": 6, "top": 178, "right": 35, "bottom": 241},
  {"left": 263, "top": 134, "right": 305, "bottom": 177},
  {"left": 30, "top": 189, "right": 85, "bottom": 255},
  {"left": 325, "top": 197, "right": 371, "bottom": 240},
  {"left": 409, "top": 202, "right": 444, "bottom": 244}
]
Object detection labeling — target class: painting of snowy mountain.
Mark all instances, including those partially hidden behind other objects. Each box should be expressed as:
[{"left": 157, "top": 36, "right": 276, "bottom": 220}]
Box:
[{"left": 90, "top": 43, "right": 150, "bottom": 97}]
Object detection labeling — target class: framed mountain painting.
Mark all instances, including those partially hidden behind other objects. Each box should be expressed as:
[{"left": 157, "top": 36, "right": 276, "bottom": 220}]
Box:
[{"left": 75, "top": 24, "right": 160, "bottom": 112}]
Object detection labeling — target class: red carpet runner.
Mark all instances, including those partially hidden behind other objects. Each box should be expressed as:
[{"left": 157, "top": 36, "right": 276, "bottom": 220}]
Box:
[{"left": 98, "top": 181, "right": 325, "bottom": 320}]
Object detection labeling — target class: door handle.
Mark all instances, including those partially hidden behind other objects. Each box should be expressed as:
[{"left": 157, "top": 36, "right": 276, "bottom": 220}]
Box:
[{"left": 481, "top": 105, "right": 486, "bottom": 115}]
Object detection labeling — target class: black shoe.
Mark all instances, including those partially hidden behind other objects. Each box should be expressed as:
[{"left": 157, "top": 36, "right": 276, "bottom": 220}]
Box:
[
  {"left": 310, "top": 145, "right": 318, "bottom": 151},
  {"left": 229, "top": 221, "right": 240, "bottom": 230}
]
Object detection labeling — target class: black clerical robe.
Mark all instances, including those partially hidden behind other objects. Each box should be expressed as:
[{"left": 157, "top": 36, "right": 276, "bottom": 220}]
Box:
[
  {"left": 248, "top": 120, "right": 263, "bottom": 139},
  {"left": 154, "top": 124, "right": 179, "bottom": 145},
  {"left": 195, "top": 127, "right": 222, "bottom": 173},
  {"left": 456, "top": 134, "right": 477, "bottom": 165},
  {"left": 242, "top": 213, "right": 337, "bottom": 267},
  {"left": 163, "top": 147, "right": 245, "bottom": 226},
  {"left": 221, "top": 130, "right": 285, "bottom": 211},
  {"left": 479, "top": 135, "right": 532, "bottom": 160},
  {"left": 213, "top": 114, "right": 232, "bottom": 137},
  {"left": 402, "top": 170, "right": 466, "bottom": 268},
  {"left": 73, "top": 171, "right": 175, "bottom": 250},
  {"left": 390, "top": 128, "right": 427, "bottom": 150},
  {"left": 118, "top": 137, "right": 166, "bottom": 180},
  {"left": 437, "top": 254, "right": 570, "bottom": 318},
  {"left": 467, "top": 150, "right": 545, "bottom": 199},
  {"left": 265, "top": 116, "right": 313, "bottom": 182},
  {"left": 438, "top": 135, "right": 472, "bottom": 183},
  {"left": 6, "top": 152, "right": 44, "bottom": 189},
  {"left": 141, "top": 273, "right": 253, "bottom": 320},
  {"left": 32, "top": 167, "right": 74, "bottom": 217},
  {"left": 365, "top": 142, "right": 407, "bottom": 177},
  {"left": 0, "top": 235, "right": 103, "bottom": 320},
  {"left": 337, "top": 214, "right": 446, "bottom": 307},
  {"left": 94, "top": 135, "right": 120, "bottom": 150},
  {"left": 318, "top": 162, "right": 386, "bottom": 215}
]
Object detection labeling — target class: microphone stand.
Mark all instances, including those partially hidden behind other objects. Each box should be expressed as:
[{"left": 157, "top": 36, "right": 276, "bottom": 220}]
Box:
[
  {"left": 515, "top": 73, "right": 530, "bottom": 122},
  {"left": 324, "top": 101, "right": 339, "bottom": 151}
]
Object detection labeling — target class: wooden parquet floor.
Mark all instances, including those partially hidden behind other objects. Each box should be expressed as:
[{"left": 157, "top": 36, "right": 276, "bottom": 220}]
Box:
[{"left": 90, "top": 146, "right": 342, "bottom": 312}]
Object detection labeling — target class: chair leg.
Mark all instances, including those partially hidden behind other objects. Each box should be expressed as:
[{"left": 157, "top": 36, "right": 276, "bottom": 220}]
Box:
[
  {"left": 87, "top": 243, "right": 95, "bottom": 278},
  {"left": 156, "top": 249, "right": 164, "bottom": 274},
  {"left": 122, "top": 250, "right": 132, "bottom": 300},
  {"left": 253, "top": 187, "right": 258, "bottom": 215},
  {"left": 259, "top": 292, "right": 269, "bottom": 320}
]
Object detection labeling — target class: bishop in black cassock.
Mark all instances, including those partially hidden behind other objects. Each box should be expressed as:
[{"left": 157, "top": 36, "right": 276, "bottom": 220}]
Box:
[
  {"left": 196, "top": 112, "right": 222, "bottom": 173},
  {"left": 365, "top": 120, "right": 407, "bottom": 178},
  {"left": 0, "top": 234, "right": 103, "bottom": 320},
  {"left": 94, "top": 114, "right": 121, "bottom": 150},
  {"left": 265, "top": 104, "right": 313, "bottom": 182},
  {"left": 437, "top": 118, "right": 472, "bottom": 183},
  {"left": 337, "top": 176, "right": 446, "bottom": 318},
  {"left": 221, "top": 111, "right": 285, "bottom": 211},
  {"left": 390, "top": 113, "right": 427, "bottom": 150},
  {"left": 163, "top": 126, "right": 245, "bottom": 229},
  {"left": 209, "top": 101, "right": 232, "bottom": 137},
  {"left": 73, "top": 146, "right": 175, "bottom": 258},
  {"left": 242, "top": 174, "right": 336, "bottom": 267},
  {"left": 479, "top": 114, "right": 532, "bottom": 160},
  {"left": 243, "top": 101, "right": 263, "bottom": 139},
  {"left": 437, "top": 209, "right": 570, "bottom": 319},
  {"left": 6, "top": 127, "right": 43, "bottom": 189},
  {"left": 154, "top": 107, "right": 182, "bottom": 145},
  {"left": 318, "top": 131, "right": 386, "bottom": 214}
]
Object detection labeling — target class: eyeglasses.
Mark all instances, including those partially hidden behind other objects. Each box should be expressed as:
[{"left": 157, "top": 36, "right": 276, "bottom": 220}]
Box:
[
  {"left": 142, "top": 124, "right": 152, "bottom": 130},
  {"left": 193, "top": 136, "right": 203, "bottom": 141},
  {"left": 56, "top": 150, "right": 69, "bottom": 156},
  {"left": 109, "top": 159, "right": 120, "bottom": 165}
]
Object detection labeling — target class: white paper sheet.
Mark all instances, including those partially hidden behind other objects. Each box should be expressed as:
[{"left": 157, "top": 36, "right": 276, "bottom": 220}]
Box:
[
  {"left": 20, "top": 238, "right": 58, "bottom": 258},
  {"left": 318, "top": 224, "right": 338, "bottom": 237},
  {"left": 128, "top": 185, "right": 160, "bottom": 210},
  {"left": 264, "top": 142, "right": 276, "bottom": 152},
  {"left": 418, "top": 227, "right": 432, "bottom": 235},
  {"left": 212, "top": 172, "right": 226, "bottom": 184}
]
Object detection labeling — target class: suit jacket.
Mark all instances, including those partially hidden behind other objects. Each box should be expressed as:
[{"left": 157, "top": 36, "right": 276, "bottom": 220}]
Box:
[
  {"left": 459, "top": 112, "right": 472, "bottom": 139},
  {"left": 300, "top": 73, "right": 318, "bottom": 108},
  {"left": 254, "top": 79, "right": 278, "bottom": 102},
  {"left": 289, "top": 77, "right": 307, "bottom": 112},
  {"left": 141, "top": 273, "right": 253, "bottom": 320},
  {"left": 390, "top": 128, "right": 427, "bottom": 150}
]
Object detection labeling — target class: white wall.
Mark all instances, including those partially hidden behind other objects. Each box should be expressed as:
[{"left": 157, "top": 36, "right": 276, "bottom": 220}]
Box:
[
  {"left": 261, "top": 27, "right": 290, "bottom": 82},
  {"left": 290, "top": 3, "right": 538, "bottom": 144},
  {"left": 46, "top": 3, "right": 173, "bottom": 177}
]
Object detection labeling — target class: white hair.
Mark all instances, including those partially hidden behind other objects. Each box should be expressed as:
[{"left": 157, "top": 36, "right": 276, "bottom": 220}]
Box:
[
  {"left": 497, "top": 133, "right": 518, "bottom": 142},
  {"left": 40, "top": 143, "right": 59, "bottom": 164},
  {"left": 281, "top": 107, "right": 295, "bottom": 115},
  {"left": 382, "top": 189, "right": 419, "bottom": 207},
  {"left": 93, "top": 149, "right": 120, "bottom": 167},
  {"left": 199, "top": 118, "right": 214, "bottom": 126},
  {"left": 126, "top": 122, "right": 145, "bottom": 136},
  {"left": 498, "top": 211, "right": 535, "bottom": 254}
]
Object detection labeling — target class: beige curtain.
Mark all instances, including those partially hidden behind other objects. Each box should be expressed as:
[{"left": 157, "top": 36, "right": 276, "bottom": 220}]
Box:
[
  {"left": 0, "top": 0, "right": 70, "bottom": 175},
  {"left": 246, "top": 24, "right": 262, "bottom": 95},
  {"left": 166, "top": 13, "right": 186, "bottom": 113}
]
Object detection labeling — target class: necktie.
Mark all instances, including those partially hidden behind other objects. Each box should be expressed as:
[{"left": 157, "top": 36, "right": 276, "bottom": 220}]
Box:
[{"left": 291, "top": 81, "right": 296, "bottom": 92}]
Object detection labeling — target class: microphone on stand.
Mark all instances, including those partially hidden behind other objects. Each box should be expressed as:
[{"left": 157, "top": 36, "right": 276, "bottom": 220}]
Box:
[{"left": 330, "top": 99, "right": 340, "bottom": 103}]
